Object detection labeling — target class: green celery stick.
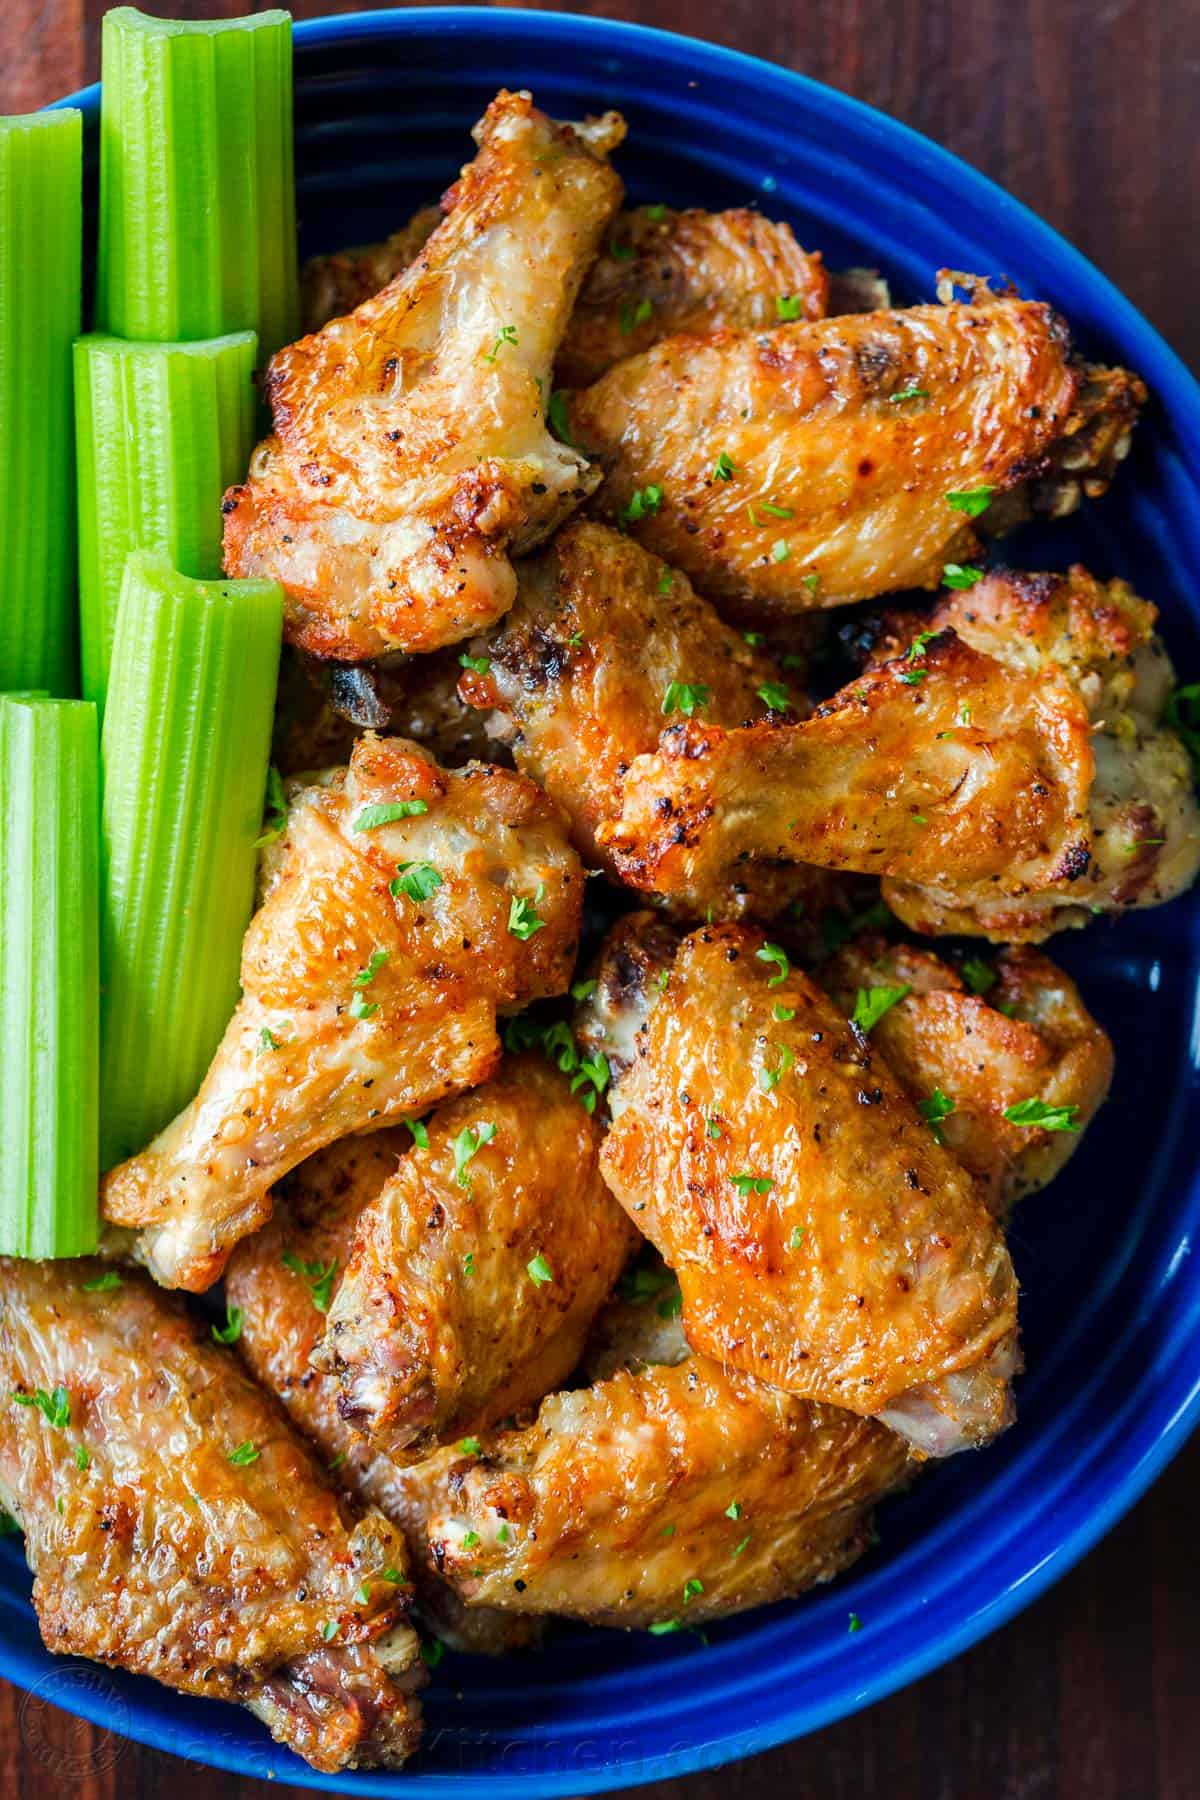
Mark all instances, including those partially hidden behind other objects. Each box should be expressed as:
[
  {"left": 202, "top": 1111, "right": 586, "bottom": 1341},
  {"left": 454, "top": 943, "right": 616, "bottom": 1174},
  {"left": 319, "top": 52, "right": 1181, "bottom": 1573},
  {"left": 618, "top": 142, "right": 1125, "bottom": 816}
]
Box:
[
  {"left": 96, "top": 8, "right": 299, "bottom": 356},
  {"left": 0, "top": 695, "right": 100, "bottom": 1256},
  {"left": 99, "top": 551, "right": 283, "bottom": 1169},
  {"left": 74, "top": 332, "right": 258, "bottom": 707},
  {"left": 0, "top": 111, "right": 82, "bottom": 694}
]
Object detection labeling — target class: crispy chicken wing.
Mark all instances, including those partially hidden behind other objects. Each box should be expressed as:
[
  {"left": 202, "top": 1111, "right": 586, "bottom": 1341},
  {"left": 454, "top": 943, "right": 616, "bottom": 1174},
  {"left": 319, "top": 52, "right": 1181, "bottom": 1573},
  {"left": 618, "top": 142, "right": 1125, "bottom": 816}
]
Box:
[
  {"left": 567, "top": 277, "right": 1143, "bottom": 621},
  {"left": 878, "top": 567, "right": 1200, "bottom": 937},
  {"left": 594, "top": 922, "right": 1020, "bottom": 1456},
  {"left": 821, "top": 937, "right": 1113, "bottom": 1211},
  {"left": 225, "top": 1137, "right": 543, "bottom": 1657},
  {"left": 0, "top": 1258, "right": 424, "bottom": 1773},
  {"left": 458, "top": 519, "right": 833, "bottom": 919},
  {"left": 396, "top": 1309, "right": 910, "bottom": 1628},
  {"left": 222, "top": 91, "right": 624, "bottom": 660},
  {"left": 101, "top": 735, "right": 583, "bottom": 1292},
  {"left": 300, "top": 208, "right": 441, "bottom": 336},
  {"left": 314, "top": 1054, "right": 637, "bottom": 1457}
]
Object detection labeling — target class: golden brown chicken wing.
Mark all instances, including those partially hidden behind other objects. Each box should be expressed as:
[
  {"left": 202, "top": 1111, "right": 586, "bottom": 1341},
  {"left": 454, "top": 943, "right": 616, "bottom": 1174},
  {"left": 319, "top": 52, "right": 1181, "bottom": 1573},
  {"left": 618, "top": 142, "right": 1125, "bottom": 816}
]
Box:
[
  {"left": 300, "top": 207, "right": 441, "bottom": 335},
  {"left": 101, "top": 735, "right": 583, "bottom": 1292},
  {"left": 820, "top": 937, "right": 1113, "bottom": 1211},
  {"left": 596, "top": 922, "right": 1019, "bottom": 1456},
  {"left": 567, "top": 276, "right": 1143, "bottom": 621},
  {"left": 314, "top": 1053, "right": 637, "bottom": 1457},
  {"left": 0, "top": 1258, "right": 424, "bottom": 1774},
  {"left": 223, "top": 91, "right": 624, "bottom": 661},
  {"left": 396, "top": 1310, "right": 910, "bottom": 1628}
]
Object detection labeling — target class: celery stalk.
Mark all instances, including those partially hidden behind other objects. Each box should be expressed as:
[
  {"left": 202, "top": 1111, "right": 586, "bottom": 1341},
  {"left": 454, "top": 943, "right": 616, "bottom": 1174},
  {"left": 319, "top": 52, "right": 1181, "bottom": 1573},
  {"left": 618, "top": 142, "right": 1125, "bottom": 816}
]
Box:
[
  {"left": 0, "top": 696, "right": 99, "bottom": 1257},
  {"left": 99, "top": 550, "right": 283, "bottom": 1168},
  {"left": 0, "top": 111, "right": 82, "bottom": 694},
  {"left": 74, "top": 332, "right": 258, "bottom": 706},
  {"left": 96, "top": 8, "right": 299, "bottom": 356}
]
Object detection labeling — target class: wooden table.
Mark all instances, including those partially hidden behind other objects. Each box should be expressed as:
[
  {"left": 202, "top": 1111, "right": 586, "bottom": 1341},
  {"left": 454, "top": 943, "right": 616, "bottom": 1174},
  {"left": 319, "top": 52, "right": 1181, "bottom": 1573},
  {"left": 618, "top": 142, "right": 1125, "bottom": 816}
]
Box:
[{"left": 2, "top": 3, "right": 1198, "bottom": 1797}]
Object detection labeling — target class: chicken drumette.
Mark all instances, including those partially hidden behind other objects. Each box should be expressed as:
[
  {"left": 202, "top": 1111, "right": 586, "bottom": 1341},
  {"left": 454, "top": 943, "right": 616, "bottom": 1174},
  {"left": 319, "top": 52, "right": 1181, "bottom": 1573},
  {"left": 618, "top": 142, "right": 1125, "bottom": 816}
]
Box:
[
  {"left": 101, "top": 735, "right": 583, "bottom": 1291},
  {"left": 223, "top": 91, "right": 624, "bottom": 660},
  {"left": 0, "top": 1258, "right": 424, "bottom": 1773}
]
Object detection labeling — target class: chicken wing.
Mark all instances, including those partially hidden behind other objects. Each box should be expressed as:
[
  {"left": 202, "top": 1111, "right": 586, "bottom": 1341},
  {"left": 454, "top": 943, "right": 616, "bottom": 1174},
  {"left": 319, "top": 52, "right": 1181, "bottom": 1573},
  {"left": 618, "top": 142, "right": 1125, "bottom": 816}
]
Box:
[
  {"left": 396, "top": 1311, "right": 910, "bottom": 1629},
  {"left": 0, "top": 1258, "right": 424, "bottom": 1773},
  {"left": 877, "top": 566, "right": 1200, "bottom": 938},
  {"left": 222, "top": 91, "right": 624, "bottom": 661},
  {"left": 567, "top": 276, "right": 1143, "bottom": 621},
  {"left": 457, "top": 519, "right": 834, "bottom": 919},
  {"left": 313, "top": 1053, "right": 637, "bottom": 1457},
  {"left": 595, "top": 922, "right": 1020, "bottom": 1456},
  {"left": 300, "top": 207, "right": 441, "bottom": 336},
  {"left": 225, "top": 1136, "right": 543, "bottom": 1657},
  {"left": 101, "top": 734, "right": 583, "bottom": 1292},
  {"left": 821, "top": 937, "right": 1113, "bottom": 1211}
]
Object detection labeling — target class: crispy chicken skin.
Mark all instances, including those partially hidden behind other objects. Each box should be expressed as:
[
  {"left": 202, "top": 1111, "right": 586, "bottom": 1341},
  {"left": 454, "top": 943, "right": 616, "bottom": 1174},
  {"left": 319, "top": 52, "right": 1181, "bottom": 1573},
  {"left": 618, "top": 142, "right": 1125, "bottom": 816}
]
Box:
[
  {"left": 596, "top": 923, "right": 1019, "bottom": 1456},
  {"left": 397, "top": 1313, "right": 910, "bottom": 1628},
  {"left": 101, "top": 735, "right": 583, "bottom": 1292},
  {"left": 0, "top": 1258, "right": 424, "bottom": 1773},
  {"left": 567, "top": 278, "right": 1144, "bottom": 621},
  {"left": 878, "top": 567, "right": 1200, "bottom": 938},
  {"left": 300, "top": 208, "right": 442, "bottom": 337},
  {"left": 222, "top": 92, "right": 625, "bottom": 661},
  {"left": 458, "top": 519, "right": 834, "bottom": 919},
  {"left": 314, "top": 1054, "right": 638, "bottom": 1457},
  {"left": 821, "top": 937, "right": 1113, "bottom": 1212},
  {"left": 226, "top": 1138, "right": 543, "bottom": 1657}
]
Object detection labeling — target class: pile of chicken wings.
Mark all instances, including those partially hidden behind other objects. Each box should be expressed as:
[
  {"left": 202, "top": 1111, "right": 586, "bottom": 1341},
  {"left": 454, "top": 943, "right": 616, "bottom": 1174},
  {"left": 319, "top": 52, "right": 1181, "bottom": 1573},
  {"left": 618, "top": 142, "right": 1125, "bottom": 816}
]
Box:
[{"left": 5, "top": 89, "right": 1197, "bottom": 1775}]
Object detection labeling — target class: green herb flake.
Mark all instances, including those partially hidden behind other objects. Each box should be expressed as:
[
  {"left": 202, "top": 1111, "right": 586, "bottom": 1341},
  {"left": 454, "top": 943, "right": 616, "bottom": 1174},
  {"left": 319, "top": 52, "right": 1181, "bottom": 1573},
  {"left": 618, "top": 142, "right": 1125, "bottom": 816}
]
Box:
[
  {"left": 82, "top": 1271, "right": 122, "bottom": 1293},
  {"left": 682, "top": 1577, "right": 705, "bottom": 1603},
  {"left": 725, "top": 1500, "right": 742, "bottom": 1520},
  {"left": 349, "top": 992, "right": 379, "bottom": 1022},
  {"left": 889, "top": 384, "right": 928, "bottom": 402},
  {"left": 11, "top": 1387, "right": 70, "bottom": 1429},
  {"left": 1003, "top": 1098, "right": 1081, "bottom": 1133},
  {"left": 258, "top": 1026, "right": 280, "bottom": 1054},
  {"left": 649, "top": 1619, "right": 683, "bottom": 1635},
  {"left": 758, "top": 1043, "right": 795, "bottom": 1092},
  {"left": 620, "top": 484, "right": 664, "bottom": 525},
  {"left": 706, "top": 1116, "right": 722, "bottom": 1140},
  {"left": 789, "top": 1226, "right": 807, "bottom": 1251},
  {"left": 656, "top": 1285, "right": 683, "bottom": 1320},
  {"left": 74, "top": 1443, "right": 90, "bottom": 1471},
  {"left": 662, "top": 680, "right": 711, "bottom": 718},
  {"left": 756, "top": 942, "right": 790, "bottom": 987},
  {"left": 354, "top": 800, "right": 429, "bottom": 831},
  {"left": 212, "top": 1304, "right": 244, "bottom": 1346},
  {"left": 527, "top": 1253, "right": 554, "bottom": 1287},
  {"left": 945, "top": 484, "right": 996, "bottom": 517},
  {"left": 943, "top": 563, "right": 983, "bottom": 590},
  {"left": 732, "top": 1533, "right": 752, "bottom": 1557},
  {"left": 775, "top": 294, "right": 803, "bottom": 321},
  {"left": 453, "top": 1123, "right": 498, "bottom": 1188},
  {"left": 459, "top": 652, "right": 490, "bottom": 675},
  {"left": 547, "top": 389, "right": 574, "bottom": 446},
  {"left": 657, "top": 571, "right": 673, "bottom": 595},
  {"left": 772, "top": 1003, "right": 796, "bottom": 1023},
  {"left": 458, "top": 1438, "right": 483, "bottom": 1457},
  {"left": 608, "top": 238, "right": 635, "bottom": 262},
  {"left": 322, "top": 1620, "right": 339, "bottom": 1643},
  {"left": 917, "top": 1088, "right": 957, "bottom": 1144},
  {"left": 354, "top": 950, "right": 390, "bottom": 990},
  {"left": 462, "top": 1531, "right": 480, "bottom": 1550},
  {"left": 848, "top": 1611, "right": 863, "bottom": 1634},
  {"left": 462, "top": 1252, "right": 476, "bottom": 1280},
  {"left": 713, "top": 450, "right": 735, "bottom": 482},
  {"left": 645, "top": 203, "right": 668, "bottom": 222},
  {"left": 482, "top": 323, "right": 518, "bottom": 363},
  {"left": 661, "top": 1522, "right": 676, "bottom": 1538},
  {"left": 390, "top": 860, "right": 443, "bottom": 903},
  {"left": 961, "top": 957, "right": 997, "bottom": 995},
  {"left": 281, "top": 1252, "right": 339, "bottom": 1314},
  {"left": 421, "top": 1638, "right": 445, "bottom": 1669},
  {"left": 802, "top": 573, "right": 820, "bottom": 595},
  {"left": 254, "top": 766, "right": 288, "bottom": 847},
  {"left": 618, "top": 295, "right": 654, "bottom": 334},
  {"left": 228, "top": 1441, "right": 260, "bottom": 1467},
  {"left": 757, "top": 681, "right": 791, "bottom": 712},
  {"left": 851, "top": 984, "right": 912, "bottom": 1034},
  {"left": 770, "top": 539, "right": 790, "bottom": 563},
  {"left": 508, "top": 886, "right": 546, "bottom": 941},
  {"left": 497, "top": 1523, "right": 509, "bottom": 1543},
  {"left": 570, "top": 977, "right": 598, "bottom": 1002},
  {"left": 730, "top": 1173, "right": 773, "bottom": 1196}
]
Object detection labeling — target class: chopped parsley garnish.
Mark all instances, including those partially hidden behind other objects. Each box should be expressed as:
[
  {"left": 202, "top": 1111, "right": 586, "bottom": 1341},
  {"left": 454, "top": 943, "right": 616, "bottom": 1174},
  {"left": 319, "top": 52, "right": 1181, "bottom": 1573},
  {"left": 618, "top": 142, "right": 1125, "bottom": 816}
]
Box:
[
  {"left": 889, "top": 384, "right": 928, "bottom": 402},
  {"left": 661, "top": 1522, "right": 676, "bottom": 1538},
  {"left": 421, "top": 1638, "right": 445, "bottom": 1669},
  {"left": 619, "top": 1265, "right": 676, "bottom": 1305},
  {"left": 757, "top": 1044, "right": 795, "bottom": 1092},
  {"left": 730, "top": 1173, "right": 773, "bottom": 1196},
  {"left": 353, "top": 800, "right": 428, "bottom": 831},
  {"left": 570, "top": 1052, "right": 610, "bottom": 1112},
  {"left": 962, "top": 957, "right": 997, "bottom": 994},
  {"left": 682, "top": 1577, "right": 705, "bottom": 1603},
  {"left": 657, "top": 571, "right": 673, "bottom": 595},
  {"left": 773, "top": 1003, "right": 796, "bottom": 1023},
  {"left": 899, "top": 668, "right": 926, "bottom": 685},
  {"left": 770, "top": 539, "right": 790, "bottom": 563},
  {"left": 568, "top": 629, "right": 585, "bottom": 646},
  {"left": 725, "top": 1500, "right": 742, "bottom": 1520},
  {"left": 12, "top": 1387, "right": 70, "bottom": 1428},
  {"left": 945, "top": 484, "right": 996, "bottom": 517},
  {"left": 756, "top": 942, "right": 790, "bottom": 986},
  {"left": 706, "top": 1116, "right": 722, "bottom": 1140},
  {"left": 458, "top": 1437, "right": 483, "bottom": 1457},
  {"left": 462, "top": 1530, "right": 480, "bottom": 1550},
  {"left": 851, "top": 983, "right": 912, "bottom": 1033},
  {"left": 228, "top": 1441, "right": 260, "bottom": 1466},
  {"left": 662, "top": 680, "right": 711, "bottom": 718},
  {"left": 459, "top": 652, "right": 490, "bottom": 674},
  {"left": 281, "top": 1253, "right": 339, "bottom": 1314},
  {"left": 482, "top": 323, "right": 518, "bottom": 362},
  {"left": 608, "top": 238, "right": 635, "bottom": 261},
  {"left": 570, "top": 977, "right": 598, "bottom": 1002},
  {"left": 1003, "top": 1098, "right": 1080, "bottom": 1133},
  {"left": 453, "top": 1122, "right": 498, "bottom": 1188},
  {"left": 908, "top": 630, "right": 937, "bottom": 661},
  {"left": 848, "top": 1611, "right": 863, "bottom": 1633},
  {"left": 527, "top": 1253, "right": 553, "bottom": 1287},
  {"left": 257, "top": 1026, "right": 280, "bottom": 1054},
  {"left": 619, "top": 295, "right": 654, "bottom": 334},
  {"left": 943, "top": 563, "right": 983, "bottom": 590},
  {"left": 620, "top": 484, "right": 664, "bottom": 525},
  {"left": 788, "top": 1226, "right": 806, "bottom": 1250},
  {"left": 547, "top": 389, "right": 574, "bottom": 446},
  {"left": 82, "top": 1270, "right": 121, "bottom": 1292},
  {"left": 649, "top": 1619, "right": 683, "bottom": 1635},
  {"left": 507, "top": 886, "right": 546, "bottom": 941},
  {"left": 756, "top": 681, "right": 791, "bottom": 711},
  {"left": 775, "top": 293, "right": 803, "bottom": 321},
  {"left": 747, "top": 502, "right": 794, "bottom": 526},
  {"left": 497, "top": 1524, "right": 509, "bottom": 1543},
  {"left": 802, "top": 573, "right": 820, "bottom": 595},
  {"left": 390, "top": 860, "right": 442, "bottom": 903},
  {"left": 354, "top": 950, "right": 389, "bottom": 989},
  {"left": 713, "top": 451, "right": 735, "bottom": 481},
  {"left": 462, "top": 1253, "right": 476, "bottom": 1280},
  {"left": 321, "top": 1620, "right": 339, "bottom": 1643},
  {"left": 732, "top": 1534, "right": 752, "bottom": 1557},
  {"left": 349, "top": 992, "right": 378, "bottom": 1021},
  {"left": 656, "top": 1284, "right": 683, "bottom": 1320},
  {"left": 743, "top": 630, "right": 765, "bottom": 648},
  {"left": 381, "top": 1566, "right": 406, "bottom": 1585},
  {"left": 212, "top": 1304, "right": 243, "bottom": 1346},
  {"left": 74, "top": 1444, "right": 90, "bottom": 1471},
  {"left": 403, "top": 1115, "right": 429, "bottom": 1149},
  {"left": 656, "top": 968, "right": 670, "bottom": 992},
  {"left": 254, "top": 766, "right": 288, "bottom": 847},
  {"left": 645, "top": 203, "right": 668, "bottom": 221},
  {"left": 917, "top": 1088, "right": 957, "bottom": 1144},
  {"left": 328, "top": 1452, "right": 346, "bottom": 1471}
]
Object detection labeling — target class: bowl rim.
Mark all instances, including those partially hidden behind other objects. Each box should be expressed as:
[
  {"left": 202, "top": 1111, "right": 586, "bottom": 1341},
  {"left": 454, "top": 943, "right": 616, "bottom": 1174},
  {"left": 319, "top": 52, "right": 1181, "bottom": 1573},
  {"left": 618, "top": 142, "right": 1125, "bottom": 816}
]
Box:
[{"left": 19, "top": 6, "right": 1200, "bottom": 1793}]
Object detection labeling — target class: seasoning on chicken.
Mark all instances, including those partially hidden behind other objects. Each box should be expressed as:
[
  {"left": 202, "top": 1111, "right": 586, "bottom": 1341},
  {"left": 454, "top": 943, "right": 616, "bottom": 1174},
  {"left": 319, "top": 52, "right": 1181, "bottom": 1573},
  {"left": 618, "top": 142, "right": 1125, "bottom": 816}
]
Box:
[
  {"left": 101, "top": 734, "right": 583, "bottom": 1292},
  {"left": 313, "top": 1053, "right": 638, "bottom": 1457},
  {"left": 567, "top": 276, "right": 1144, "bottom": 621},
  {"left": 222, "top": 91, "right": 625, "bottom": 660},
  {"left": 0, "top": 1258, "right": 425, "bottom": 1774},
  {"left": 595, "top": 922, "right": 1020, "bottom": 1457}
]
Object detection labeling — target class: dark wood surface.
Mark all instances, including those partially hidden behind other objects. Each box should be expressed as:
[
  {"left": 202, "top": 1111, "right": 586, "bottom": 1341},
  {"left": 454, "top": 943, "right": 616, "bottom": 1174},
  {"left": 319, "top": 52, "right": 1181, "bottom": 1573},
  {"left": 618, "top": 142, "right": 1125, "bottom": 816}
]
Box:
[{"left": 2, "top": 2, "right": 1198, "bottom": 1797}]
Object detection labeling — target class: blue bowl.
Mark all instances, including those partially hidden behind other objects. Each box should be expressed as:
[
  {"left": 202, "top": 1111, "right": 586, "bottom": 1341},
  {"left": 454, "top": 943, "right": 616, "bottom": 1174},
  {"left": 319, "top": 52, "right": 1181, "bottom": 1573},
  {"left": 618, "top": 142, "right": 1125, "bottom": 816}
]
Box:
[{"left": 8, "top": 9, "right": 1200, "bottom": 1793}]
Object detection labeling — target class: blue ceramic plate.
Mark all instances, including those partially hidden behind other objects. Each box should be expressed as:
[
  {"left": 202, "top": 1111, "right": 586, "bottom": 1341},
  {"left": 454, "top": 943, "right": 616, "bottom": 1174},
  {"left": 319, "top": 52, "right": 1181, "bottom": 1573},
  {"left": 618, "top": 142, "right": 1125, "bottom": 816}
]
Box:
[{"left": 6, "top": 9, "right": 1200, "bottom": 1793}]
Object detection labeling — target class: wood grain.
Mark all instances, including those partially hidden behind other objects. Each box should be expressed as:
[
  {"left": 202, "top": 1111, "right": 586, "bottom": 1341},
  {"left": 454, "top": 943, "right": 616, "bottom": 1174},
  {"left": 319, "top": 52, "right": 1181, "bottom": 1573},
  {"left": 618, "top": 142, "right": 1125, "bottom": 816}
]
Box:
[{"left": 1, "top": 2, "right": 1197, "bottom": 1797}]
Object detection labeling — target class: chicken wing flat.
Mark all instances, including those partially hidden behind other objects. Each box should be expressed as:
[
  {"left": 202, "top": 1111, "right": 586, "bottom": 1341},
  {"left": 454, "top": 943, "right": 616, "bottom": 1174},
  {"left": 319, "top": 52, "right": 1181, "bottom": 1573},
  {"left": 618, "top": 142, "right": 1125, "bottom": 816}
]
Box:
[
  {"left": 314, "top": 1053, "right": 637, "bottom": 1457},
  {"left": 458, "top": 519, "right": 834, "bottom": 919},
  {"left": 0, "top": 1258, "right": 424, "bottom": 1773},
  {"left": 567, "top": 277, "right": 1144, "bottom": 620},
  {"left": 225, "top": 1138, "right": 543, "bottom": 1657},
  {"left": 222, "top": 91, "right": 624, "bottom": 661},
  {"left": 878, "top": 566, "right": 1200, "bottom": 938},
  {"left": 821, "top": 937, "right": 1113, "bottom": 1212},
  {"left": 396, "top": 1321, "right": 910, "bottom": 1629},
  {"left": 596, "top": 923, "right": 1019, "bottom": 1456},
  {"left": 102, "top": 735, "right": 583, "bottom": 1292}
]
